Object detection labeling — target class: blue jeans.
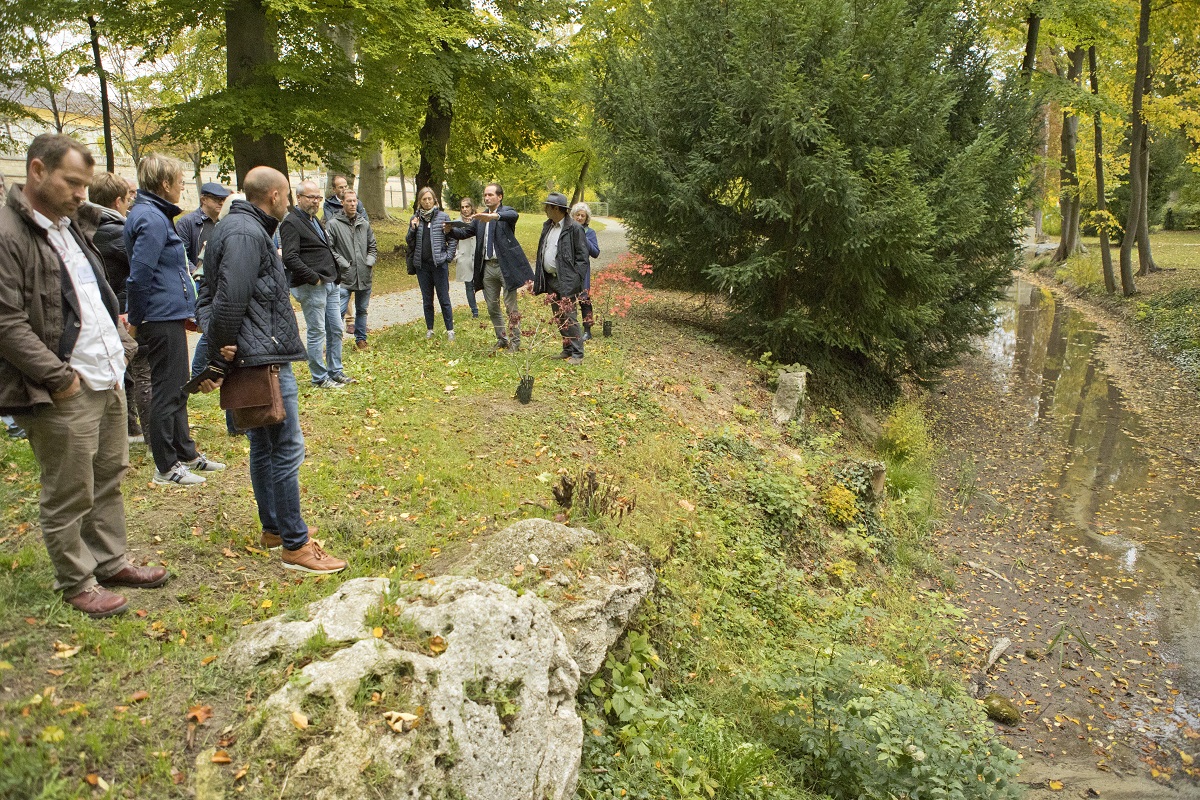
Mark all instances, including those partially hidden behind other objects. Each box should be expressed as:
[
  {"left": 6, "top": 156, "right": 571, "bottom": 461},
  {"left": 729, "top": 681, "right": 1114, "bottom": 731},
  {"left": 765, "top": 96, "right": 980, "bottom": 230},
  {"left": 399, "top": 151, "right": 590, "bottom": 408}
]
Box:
[
  {"left": 464, "top": 281, "right": 479, "bottom": 316},
  {"left": 339, "top": 287, "right": 371, "bottom": 342},
  {"left": 291, "top": 282, "right": 344, "bottom": 383},
  {"left": 416, "top": 264, "right": 453, "bottom": 332},
  {"left": 245, "top": 364, "right": 308, "bottom": 549},
  {"left": 190, "top": 333, "right": 239, "bottom": 435}
]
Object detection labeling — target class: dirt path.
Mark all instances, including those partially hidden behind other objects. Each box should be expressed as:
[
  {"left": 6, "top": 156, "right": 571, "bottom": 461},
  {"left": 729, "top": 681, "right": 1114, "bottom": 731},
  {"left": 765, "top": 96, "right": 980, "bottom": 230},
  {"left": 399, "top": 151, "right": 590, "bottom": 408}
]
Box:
[{"left": 928, "top": 270, "right": 1200, "bottom": 798}]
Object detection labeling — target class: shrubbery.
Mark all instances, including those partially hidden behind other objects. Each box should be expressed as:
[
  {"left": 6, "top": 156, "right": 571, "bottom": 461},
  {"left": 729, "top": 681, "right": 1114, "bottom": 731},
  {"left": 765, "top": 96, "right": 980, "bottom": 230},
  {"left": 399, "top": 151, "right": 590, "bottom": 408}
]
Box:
[{"left": 597, "top": 0, "right": 1033, "bottom": 379}]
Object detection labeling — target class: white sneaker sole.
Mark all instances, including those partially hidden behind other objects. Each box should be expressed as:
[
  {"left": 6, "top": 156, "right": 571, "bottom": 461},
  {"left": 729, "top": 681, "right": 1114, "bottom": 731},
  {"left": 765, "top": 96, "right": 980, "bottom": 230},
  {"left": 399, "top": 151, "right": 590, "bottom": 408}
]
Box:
[
  {"left": 152, "top": 476, "right": 206, "bottom": 486},
  {"left": 281, "top": 560, "right": 346, "bottom": 575}
]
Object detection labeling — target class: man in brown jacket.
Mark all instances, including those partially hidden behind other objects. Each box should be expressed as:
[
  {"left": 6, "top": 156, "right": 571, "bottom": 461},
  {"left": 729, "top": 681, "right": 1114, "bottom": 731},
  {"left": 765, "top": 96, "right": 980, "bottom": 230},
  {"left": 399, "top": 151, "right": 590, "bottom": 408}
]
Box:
[{"left": 0, "top": 134, "right": 166, "bottom": 618}]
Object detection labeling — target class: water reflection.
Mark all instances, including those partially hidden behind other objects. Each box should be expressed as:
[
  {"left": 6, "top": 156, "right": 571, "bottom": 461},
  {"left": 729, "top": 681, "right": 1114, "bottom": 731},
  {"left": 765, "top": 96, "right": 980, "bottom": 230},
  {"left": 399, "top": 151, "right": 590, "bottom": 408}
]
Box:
[{"left": 990, "top": 281, "right": 1200, "bottom": 683}]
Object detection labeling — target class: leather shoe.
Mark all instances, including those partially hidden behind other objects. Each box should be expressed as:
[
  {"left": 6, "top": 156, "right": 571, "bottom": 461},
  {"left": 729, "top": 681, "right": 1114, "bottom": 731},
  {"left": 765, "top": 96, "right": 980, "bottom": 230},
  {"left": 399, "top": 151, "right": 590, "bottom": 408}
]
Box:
[
  {"left": 66, "top": 585, "right": 128, "bottom": 618},
  {"left": 98, "top": 564, "right": 169, "bottom": 589},
  {"left": 261, "top": 525, "right": 317, "bottom": 552}
]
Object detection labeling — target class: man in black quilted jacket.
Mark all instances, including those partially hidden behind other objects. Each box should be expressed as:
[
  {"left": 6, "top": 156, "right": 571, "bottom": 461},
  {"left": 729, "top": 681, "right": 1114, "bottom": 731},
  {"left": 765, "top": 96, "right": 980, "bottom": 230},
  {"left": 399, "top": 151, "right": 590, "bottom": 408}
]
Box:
[{"left": 195, "top": 166, "right": 347, "bottom": 576}]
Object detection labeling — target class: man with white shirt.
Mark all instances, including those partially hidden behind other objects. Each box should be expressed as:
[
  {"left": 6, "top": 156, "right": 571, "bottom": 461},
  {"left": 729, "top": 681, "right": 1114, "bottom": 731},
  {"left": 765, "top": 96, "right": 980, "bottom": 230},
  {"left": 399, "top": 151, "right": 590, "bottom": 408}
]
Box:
[{"left": 0, "top": 134, "right": 163, "bottom": 619}]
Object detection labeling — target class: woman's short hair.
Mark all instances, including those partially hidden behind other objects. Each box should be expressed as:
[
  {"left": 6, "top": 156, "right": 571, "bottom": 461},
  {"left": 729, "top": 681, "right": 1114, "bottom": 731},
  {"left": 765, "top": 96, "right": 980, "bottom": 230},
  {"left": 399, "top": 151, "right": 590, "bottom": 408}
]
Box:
[
  {"left": 89, "top": 172, "right": 130, "bottom": 209},
  {"left": 219, "top": 192, "right": 245, "bottom": 221},
  {"left": 459, "top": 197, "right": 476, "bottom": 213},
  {"left": 136, "top": 153, "right": 184, "bottom": 197},
  {"left": 570, "top": 202, "right": 591, "bottom": 224},
  {"left": 416, "top": 186, "right": 438, "bottom": 206}
]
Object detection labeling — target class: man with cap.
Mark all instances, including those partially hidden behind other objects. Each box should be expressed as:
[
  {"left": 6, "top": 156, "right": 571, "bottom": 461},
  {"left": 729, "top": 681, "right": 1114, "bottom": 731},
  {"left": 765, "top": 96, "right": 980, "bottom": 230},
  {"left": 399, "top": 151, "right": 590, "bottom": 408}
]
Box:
[
  {"left": 532, "top": 192, "right": 590, "bottom": 366},
  {"left": 176, "top": 182, "right": 231, "bottom": 274}
]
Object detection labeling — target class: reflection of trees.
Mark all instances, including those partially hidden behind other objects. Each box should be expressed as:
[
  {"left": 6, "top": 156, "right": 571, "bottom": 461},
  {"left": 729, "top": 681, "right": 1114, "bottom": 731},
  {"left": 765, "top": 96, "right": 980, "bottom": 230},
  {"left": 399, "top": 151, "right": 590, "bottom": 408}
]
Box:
[{"left": 1015, "top": 284, "right": 1056, "bottom": 396}]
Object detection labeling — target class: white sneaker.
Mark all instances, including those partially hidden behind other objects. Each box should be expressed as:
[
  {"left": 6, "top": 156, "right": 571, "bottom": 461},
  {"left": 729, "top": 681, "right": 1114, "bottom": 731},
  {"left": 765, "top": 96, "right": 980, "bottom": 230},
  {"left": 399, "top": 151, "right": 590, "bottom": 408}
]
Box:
[
  {"left": 186, "top": 454, "right": 226, "bottom": 472},
  {"left": 153, "top": 463, "right": 206, "bottom": 486},
  {"left": 425, "top": 329, "right": 434, "bottom": 340},
  {"left": 447, "top": 330, "right": 455, "bottom": 342}
]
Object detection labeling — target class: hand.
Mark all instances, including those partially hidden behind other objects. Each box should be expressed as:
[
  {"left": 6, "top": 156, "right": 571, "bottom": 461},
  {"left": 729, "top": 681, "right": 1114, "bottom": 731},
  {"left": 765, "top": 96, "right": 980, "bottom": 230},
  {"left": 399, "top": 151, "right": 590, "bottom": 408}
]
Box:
[
  {"left": 183, "top": 319, "right": 201, "bottom": 333},
  {"left": 442, "top": 222, "right": 453, "bottom": 233},
  {"left": 410, "top": 216, "right": 420, "bottom": 230},
  {"left": 197, "top": 377, "right": 223, "bottom": 394},
  {"left": 476, "top": 212, "right": 499, "bottom": 222},
  {"left": 52, "top": 372, "right": 82, "bottom": 403},
  {"left": 127, "top": 324, "right": 138, "bottom": 339},
  {"left": 523, "top": 280, "right": 534, "bottom": 292},
  {"left": 219, "top": 344, "right": 237, "bottom": 361}
]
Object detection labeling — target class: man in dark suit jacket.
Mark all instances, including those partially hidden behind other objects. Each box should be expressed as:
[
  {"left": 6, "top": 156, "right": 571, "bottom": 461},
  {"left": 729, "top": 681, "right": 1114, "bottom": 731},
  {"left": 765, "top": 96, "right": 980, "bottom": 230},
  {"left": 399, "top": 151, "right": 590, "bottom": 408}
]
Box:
[
  {"left": 447, "top": 182, "right": 533, "bottom": 350},
  {"left": 279, "top": 179, "right": 350, "bottom": 388},
  {"left": 533, "top": 193, "right": 590, "bottom": 365}
]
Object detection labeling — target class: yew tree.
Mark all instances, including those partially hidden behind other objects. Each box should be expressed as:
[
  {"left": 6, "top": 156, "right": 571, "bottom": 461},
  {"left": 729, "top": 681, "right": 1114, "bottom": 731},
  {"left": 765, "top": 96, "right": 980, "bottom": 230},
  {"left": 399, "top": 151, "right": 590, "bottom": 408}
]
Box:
[{"left": 599, "top": 0, "right": 1035, "bottom": 379}]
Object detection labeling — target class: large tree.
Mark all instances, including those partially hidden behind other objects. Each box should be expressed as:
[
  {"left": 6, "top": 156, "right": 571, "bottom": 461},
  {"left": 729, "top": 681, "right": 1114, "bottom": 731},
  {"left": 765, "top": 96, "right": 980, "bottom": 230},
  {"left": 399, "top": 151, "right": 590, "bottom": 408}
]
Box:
[{"left": 599, "top": 0, "right": 1035, "bottom": 379}]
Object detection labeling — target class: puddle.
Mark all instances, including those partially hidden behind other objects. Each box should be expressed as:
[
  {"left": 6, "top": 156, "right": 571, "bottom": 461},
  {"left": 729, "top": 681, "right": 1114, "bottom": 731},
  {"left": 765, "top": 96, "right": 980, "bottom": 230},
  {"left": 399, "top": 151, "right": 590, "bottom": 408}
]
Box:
[{"left": 985, "top": 280, "right": 1200, "bottom": 701}]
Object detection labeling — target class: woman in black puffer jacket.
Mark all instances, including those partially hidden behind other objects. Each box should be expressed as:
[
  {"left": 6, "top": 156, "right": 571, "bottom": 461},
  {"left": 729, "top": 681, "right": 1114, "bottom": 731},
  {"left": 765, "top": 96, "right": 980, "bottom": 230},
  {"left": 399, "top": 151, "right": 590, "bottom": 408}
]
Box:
[{"left": 406, "top": 186, "right": 457, "bottom": 341}]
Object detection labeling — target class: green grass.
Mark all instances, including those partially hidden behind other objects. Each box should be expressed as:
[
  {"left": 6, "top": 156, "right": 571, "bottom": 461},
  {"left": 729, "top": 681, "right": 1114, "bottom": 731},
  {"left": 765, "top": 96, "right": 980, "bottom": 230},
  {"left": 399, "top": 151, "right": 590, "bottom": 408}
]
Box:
[{"left": 0, "top": 291, "right": 1006, "bottom": 799}]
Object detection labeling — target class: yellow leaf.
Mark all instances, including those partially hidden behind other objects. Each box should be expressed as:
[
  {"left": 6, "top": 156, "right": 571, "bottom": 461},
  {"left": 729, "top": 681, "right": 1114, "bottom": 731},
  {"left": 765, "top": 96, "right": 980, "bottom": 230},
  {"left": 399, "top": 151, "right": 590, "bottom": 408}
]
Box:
[
  {"left": 372, "top": 627, "right": 384, "bottom": 639},
  {"left": 428, "top": 635, "right": 447, "bottom": 654},
  {"left": 210, "top": 750, "right": 233, "bottom": 764},
  {"left": 1182, "top": 751, "right": 1195, "bottom": 766},
  {"left": 291, "top": 711, "right": 309, "bottom": 730},
  {"left": 1047, "top": 780, "right": 1063, "bottom": 791},
  {"left": 40, "top": 725, "right": 64, "bottom": 743},
  {"left": 0, "top": 661, "right": 12, "bottom": 670},
  {"left": 261, "top": 599, "right": 272, "bottom": 609}
]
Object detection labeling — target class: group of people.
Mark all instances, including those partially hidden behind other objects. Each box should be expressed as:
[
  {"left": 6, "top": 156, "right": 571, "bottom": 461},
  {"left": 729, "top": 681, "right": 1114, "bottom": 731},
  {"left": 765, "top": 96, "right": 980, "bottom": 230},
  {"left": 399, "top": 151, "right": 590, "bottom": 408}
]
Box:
[
  {"left": 0, "top": 132, "right": 603, "bottom": 621},
  {"left": 415, "top": 182, "right": 600, "bottom": 365}
]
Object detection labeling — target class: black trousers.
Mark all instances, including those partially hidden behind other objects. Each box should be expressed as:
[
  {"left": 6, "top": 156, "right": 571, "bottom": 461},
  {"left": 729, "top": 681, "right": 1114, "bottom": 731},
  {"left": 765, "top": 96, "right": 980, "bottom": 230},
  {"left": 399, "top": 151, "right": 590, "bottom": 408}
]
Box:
[
  {"left": 545, "top": 275, "right": 584, "bottom": 359},
  {"left": 138, "top": 321, "right": 199, "bottom": 473}
]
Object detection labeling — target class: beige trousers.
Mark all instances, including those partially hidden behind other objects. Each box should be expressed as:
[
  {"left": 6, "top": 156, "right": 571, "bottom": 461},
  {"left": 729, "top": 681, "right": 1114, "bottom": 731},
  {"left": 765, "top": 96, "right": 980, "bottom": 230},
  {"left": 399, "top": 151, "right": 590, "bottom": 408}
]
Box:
[{"left": 14, "top": 385, "right": 130, "bottom": 596}]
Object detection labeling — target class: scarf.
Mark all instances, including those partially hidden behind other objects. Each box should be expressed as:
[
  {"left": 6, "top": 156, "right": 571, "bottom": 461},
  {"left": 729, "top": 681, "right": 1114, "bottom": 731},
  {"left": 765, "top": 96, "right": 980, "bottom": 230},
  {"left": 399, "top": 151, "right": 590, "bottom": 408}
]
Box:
[{"left": 418, "top": 206, "right": 438, "bottom": 224}]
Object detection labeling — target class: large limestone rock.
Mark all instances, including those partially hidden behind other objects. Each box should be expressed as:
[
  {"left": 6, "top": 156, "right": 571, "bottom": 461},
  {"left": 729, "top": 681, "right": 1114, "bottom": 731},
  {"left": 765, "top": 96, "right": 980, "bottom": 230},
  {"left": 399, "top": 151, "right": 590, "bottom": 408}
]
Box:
[
  {"left": 771, "top": 370, "right": 807, "bottom": 426},
  {"left": 450, "top": 518, "right": 656, "bottom": 678},
  {"left": 228, "top": 576, "right": 582, "bottom": 800}
]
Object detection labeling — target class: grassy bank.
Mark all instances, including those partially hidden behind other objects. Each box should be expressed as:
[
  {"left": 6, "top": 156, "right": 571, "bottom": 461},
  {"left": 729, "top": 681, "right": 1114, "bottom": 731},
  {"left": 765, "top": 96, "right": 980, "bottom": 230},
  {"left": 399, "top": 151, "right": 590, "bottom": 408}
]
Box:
[
  {"left": 0, "top": 291, "right": 1014, "bottom": 799},
  {"left": 1036, "top": 231, "right": 1200, "bottom": 384}
]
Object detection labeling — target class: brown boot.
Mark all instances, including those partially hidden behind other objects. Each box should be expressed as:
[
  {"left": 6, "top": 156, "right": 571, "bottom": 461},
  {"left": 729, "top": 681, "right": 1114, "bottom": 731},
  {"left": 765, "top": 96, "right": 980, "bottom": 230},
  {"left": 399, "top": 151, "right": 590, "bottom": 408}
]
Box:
[
  {"left": 261, "top": 525, "right": 318, "bottom": 552},
  {"left": 281, "top": 540, "right": 347, "bottom": 575},
  {"left": 98, "top": 564, "right": 169, "bottom": 589},
  {"left": 66, "top": 586, "right": 128, "bottom": 618},
  {"left": 355, "top": 340, "right": 369, "bottom": 351}
]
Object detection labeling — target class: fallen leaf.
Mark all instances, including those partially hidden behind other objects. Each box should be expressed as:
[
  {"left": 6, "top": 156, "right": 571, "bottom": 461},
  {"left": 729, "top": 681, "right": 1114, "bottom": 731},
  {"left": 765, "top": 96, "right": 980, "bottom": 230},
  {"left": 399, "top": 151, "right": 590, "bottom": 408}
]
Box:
[
  {"left": 260, "top": 599, "right": 272, "bottom": 610},
  {"left": 128, "top": 690, "right": 150, "bottom": 703},
  {"left": 45, "top": 668, "right": 64, "bottom": 677},
  {"left": 678, "top": 499, "right": 695, "bottom": 512},
  {"left": 51, "top": 641, "right": 80, "bottom": 659},
  {"left": 372, "top": 627, "right": 384, "bottom": 639},
  {"left": 85, "top": 774, "right": 99, "bottom": 786},
  {"left": 1181, "top": 751, "right": 1194, "bottom": 766},
  {"left": 428, "top": 635, "right": 447, "bottom": 654},
  {"left": 201, "top": 656, "right": 217, "bottom": 666},
  {"left": 1047, "top": 780, "right": 1063, "bottom": 791},
  {"left": 187, "top": 705, "right": 213, "bottom": 725},
  {"left": 291, "top": 710, "right": 308, "bottom": 730},
  {"left": 0, "top": 661, "right": 12, "bottom": 670},
  {"left": 211, "top": 750, "right": 232, "bottom": 764},
  {"left": 40, "top": 725, "right": 64, "bottom": 742},
  {"left": 233, "top": 765, "right": 249, "bottom": 781},
  {"left": 171, "top": 769, "right": 186, "bottom": 785}
]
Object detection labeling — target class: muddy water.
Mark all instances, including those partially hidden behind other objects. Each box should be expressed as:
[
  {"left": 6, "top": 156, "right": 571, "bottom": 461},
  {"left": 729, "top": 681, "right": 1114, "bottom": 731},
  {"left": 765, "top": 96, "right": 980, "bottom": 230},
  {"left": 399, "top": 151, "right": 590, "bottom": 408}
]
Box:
[{"left": 985, "top": 279, "right": 1200, "bottom": 734}]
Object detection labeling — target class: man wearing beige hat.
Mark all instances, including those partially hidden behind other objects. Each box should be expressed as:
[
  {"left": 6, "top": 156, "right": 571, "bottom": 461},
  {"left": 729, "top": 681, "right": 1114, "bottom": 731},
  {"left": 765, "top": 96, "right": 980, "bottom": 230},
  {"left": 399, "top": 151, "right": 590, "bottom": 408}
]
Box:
[{"left": 533, "top": 192, "right": 590, "bottom": 365}]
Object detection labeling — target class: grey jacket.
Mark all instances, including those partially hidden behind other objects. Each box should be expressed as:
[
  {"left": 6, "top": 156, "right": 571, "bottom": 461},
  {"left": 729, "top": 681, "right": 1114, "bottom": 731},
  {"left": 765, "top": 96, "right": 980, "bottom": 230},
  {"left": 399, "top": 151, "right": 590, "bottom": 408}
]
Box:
[{"left": 326, "top": 211, "right": 378, "bottom": 291}]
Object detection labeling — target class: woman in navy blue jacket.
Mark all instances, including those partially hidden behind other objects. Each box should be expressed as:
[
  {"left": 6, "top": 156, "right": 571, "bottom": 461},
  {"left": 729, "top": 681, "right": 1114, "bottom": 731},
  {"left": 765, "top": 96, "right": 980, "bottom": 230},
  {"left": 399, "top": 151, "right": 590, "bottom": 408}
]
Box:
[
  {"left": 124, "top": 154, "right": 223, "bottom": 486},
  {"left": 571, "top": 203, "right": 600, "bottom": 340},
  {"left": 406, "top": 186, "right": 457, "bottom": 341}
]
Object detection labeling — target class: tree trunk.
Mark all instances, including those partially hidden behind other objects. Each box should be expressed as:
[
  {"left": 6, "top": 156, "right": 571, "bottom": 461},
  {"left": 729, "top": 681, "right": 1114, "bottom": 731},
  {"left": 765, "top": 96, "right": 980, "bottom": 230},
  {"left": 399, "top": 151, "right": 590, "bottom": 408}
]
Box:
[
  {"left": 323, "top": 24, "right": 359, "bottom": 180},
  {"left": 226, "top": 0, "right": 288, "bottom": 187},
  {"left": 1021, "top": 12, "right": 1040, "bottom": 82},
  {"left": 358, "top": 131, "right": 390, "bottom": 219},
  {"left": 415, "top": 93, "right": 453, "bottom": 201},
  {"left": 87, "top": 16, "right": 115, "bottom": 173},
  {"left": 1119, "top": 0, "right": 1152, "bottom": 295},
  {"left": 398, "top": 160, "right": 407, "bottom": 208},
  {"left": 571, "top": 156, "right": 590, "bottom": 206},
  {"left": 1136, "top": 67, "right": 1157, "bottom": 275},
  {"left": 1088, "top": 47, "right": 1116, "bottom": 294},
  {"left": 1052, "top": 47, "right": 1085, "bottom": 264}
]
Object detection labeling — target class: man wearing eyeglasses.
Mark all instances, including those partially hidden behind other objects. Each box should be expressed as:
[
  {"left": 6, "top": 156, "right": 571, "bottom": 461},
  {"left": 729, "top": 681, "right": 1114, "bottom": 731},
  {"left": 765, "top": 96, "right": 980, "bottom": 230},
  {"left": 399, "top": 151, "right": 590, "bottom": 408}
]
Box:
[{"left": 280, "top": 180, "right": 350, "bottom": 388}]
